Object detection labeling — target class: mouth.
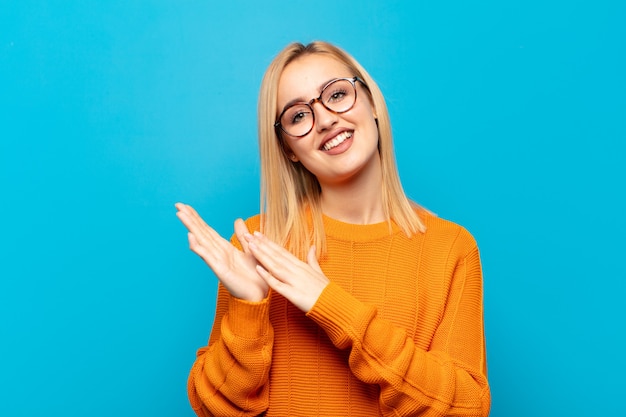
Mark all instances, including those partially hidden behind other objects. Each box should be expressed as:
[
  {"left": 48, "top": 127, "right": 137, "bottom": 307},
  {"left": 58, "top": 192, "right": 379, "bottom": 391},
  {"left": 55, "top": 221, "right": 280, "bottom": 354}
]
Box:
[{"left": 321, "top": 131, "right": 353, "bottom": 151}]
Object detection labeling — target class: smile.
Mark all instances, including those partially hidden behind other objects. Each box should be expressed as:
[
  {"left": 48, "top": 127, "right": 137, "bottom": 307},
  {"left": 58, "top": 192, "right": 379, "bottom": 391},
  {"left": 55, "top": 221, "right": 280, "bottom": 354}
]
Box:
[{"left": 321, "top": 131, "right": 353, "bottom": 151}]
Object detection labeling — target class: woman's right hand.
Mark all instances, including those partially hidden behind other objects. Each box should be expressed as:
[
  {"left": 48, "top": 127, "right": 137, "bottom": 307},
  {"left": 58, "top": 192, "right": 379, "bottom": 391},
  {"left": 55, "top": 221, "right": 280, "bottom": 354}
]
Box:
[{"left": 175, "top": 203, "right": 269, "bottom": 302}]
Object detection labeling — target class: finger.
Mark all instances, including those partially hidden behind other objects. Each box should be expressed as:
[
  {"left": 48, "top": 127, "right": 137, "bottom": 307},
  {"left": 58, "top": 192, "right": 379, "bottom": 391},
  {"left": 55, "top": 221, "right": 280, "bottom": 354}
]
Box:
[
  {"left": 179, "top": 204, "right": 208, "bottom": 229},
  {"left": 177, "top": 210, "right": 213, "bottom": 243},
  {"left": 179, "top": 218, "right": 238, "bottom": 272},
  {"left": 175, "top": 202, "right": 190, "bottom": 223},
  {"left": 175, "top": 202, "right": 197, "bottom": 219},
  {"left": 256, "top": 261, "right": 319, "bottom": 313},
  {"left": 176, "top": 210, "right": 197, "bottom": 234},
  {"left": 187, "top": 232, "right": 218, "bottom": 264},
  {"left": 176, "top": 204, "right": 210, "bottom": 233},
  {"left": 248, "top": 231, "right": 293, "bottom": 261},
  {"left": 247, "top": 233, "right": 300, "bottom": 277},
  {"left": 185, "top": 205, "right": 206, "bottom": 224},
  {"left": 177, "top": 206, "right": 225, "bottom": 248},
  {"left": 176, "top": 204, "right": 204, "bottom": 230},
  {"left": 256, "top": 264, "right": 287, "bottom": 292},
  {"left": 234, "top": 218, "right": 251, "bottom": 253},
  {"left": 187, "top": 229, "right": 236, "bottom": 274}
]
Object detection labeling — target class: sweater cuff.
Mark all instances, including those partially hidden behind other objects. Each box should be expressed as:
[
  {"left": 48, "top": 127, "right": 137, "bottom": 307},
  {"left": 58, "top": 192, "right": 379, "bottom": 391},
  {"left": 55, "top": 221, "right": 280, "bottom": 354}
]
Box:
[
  {"left": 225, "top": 296, "right": 271, "bottom": 339},
  {"left": 306, "top": 282, "right": 374, "bottom": 349}
]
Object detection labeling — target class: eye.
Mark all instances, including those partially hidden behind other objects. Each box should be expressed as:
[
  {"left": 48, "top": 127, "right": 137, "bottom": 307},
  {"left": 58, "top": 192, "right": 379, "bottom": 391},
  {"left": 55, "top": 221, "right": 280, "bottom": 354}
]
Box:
[
  {"left": 283, "top": 105, "right": 312, "bottom": 126},
  {"left": 291, "top": 110, "right": 310, "bottom": 124},
  {"left": 326, "top": 88, "right": 348, "bottom": 103}
]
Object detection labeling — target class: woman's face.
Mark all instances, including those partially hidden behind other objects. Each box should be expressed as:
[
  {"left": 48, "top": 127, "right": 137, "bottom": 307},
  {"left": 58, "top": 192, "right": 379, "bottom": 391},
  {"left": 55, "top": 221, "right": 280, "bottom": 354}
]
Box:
[{"left": 276, "top": 54, "right": 380, "bottom": 188}]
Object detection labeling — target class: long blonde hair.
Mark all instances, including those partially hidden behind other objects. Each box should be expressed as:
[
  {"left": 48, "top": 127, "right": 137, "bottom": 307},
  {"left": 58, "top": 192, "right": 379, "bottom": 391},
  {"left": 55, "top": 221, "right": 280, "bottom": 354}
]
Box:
[{"left": 258, "top": 41, "right": 425, "bottom": 259}]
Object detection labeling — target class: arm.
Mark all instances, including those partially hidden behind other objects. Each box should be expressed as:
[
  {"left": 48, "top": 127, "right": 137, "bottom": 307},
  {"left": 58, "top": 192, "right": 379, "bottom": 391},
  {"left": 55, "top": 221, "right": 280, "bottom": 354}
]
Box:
[
  {"left": 188, "top": 286, "right": 273, "bottom": 417},
  {"left": 175, "top": 205, "right": 273, "bottom": 416},
  {"left": 308, "top": 246, "right": 490, "bottom": 417},
  {"left": 245, "top": 229, "right": 489, "bottom": 416}
]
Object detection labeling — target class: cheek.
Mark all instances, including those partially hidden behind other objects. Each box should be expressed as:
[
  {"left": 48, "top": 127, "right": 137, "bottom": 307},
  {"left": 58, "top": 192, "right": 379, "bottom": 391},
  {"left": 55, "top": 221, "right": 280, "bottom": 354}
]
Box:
[
  {"left": 356, "top": 110, "right": 379, "bottom": 138},
  {"left": 353, "top": 99, "right": 378, "bottom": 125},
  {"left": 285, "top": 138, "right": 315, "bottom": 161}
]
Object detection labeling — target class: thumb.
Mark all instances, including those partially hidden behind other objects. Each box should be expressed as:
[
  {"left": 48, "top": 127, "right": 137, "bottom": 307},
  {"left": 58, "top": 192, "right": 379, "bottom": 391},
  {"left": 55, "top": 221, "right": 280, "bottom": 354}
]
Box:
[
  {"left": 234, "top": 218, "right": 251, "bottom": 253},
  {"left": 307, "top": 245, "right": 323, "bottom": 273}
]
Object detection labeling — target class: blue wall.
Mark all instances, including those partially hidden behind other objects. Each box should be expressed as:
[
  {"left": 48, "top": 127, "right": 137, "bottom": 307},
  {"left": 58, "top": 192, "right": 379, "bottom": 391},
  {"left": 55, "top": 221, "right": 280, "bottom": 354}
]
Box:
[{"left": 1, "top": 1, "right": 624, "bottom": 416}]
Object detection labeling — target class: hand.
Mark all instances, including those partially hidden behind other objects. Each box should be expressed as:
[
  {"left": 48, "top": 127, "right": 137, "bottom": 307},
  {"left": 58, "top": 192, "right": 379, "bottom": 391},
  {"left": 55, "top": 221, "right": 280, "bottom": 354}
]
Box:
[
  {"left": 175, "top": 203, "right": 269, "bottom": 302},
  {"left": 245, "top": 231, "right": 329, "bottom": 313}
]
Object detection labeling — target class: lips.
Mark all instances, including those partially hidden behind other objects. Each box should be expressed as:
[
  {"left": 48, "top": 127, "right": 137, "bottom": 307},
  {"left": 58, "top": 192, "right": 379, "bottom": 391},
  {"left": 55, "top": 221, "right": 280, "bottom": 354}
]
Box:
[{"left": 321, "top": 130, "right": 353, "bottom": 151}]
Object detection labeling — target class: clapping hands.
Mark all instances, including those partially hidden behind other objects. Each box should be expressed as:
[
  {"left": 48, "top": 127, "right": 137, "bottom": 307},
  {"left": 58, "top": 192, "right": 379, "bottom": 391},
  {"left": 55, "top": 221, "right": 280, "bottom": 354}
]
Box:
[{"left": 176, "top": 203, "right": 329, "bottom": 312}]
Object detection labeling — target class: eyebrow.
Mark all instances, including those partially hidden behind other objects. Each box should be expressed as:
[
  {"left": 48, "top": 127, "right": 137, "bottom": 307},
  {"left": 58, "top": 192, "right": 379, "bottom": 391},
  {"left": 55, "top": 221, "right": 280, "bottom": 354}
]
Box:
[{"left": 279, "top": 78, "right": 338, "bottom": 115}]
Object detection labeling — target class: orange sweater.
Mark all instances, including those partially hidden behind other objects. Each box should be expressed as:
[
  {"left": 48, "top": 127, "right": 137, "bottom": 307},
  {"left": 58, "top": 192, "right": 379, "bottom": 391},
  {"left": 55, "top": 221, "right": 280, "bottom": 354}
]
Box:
[{"left": 188, "top": 211, "right": 491, "bottom": 416}]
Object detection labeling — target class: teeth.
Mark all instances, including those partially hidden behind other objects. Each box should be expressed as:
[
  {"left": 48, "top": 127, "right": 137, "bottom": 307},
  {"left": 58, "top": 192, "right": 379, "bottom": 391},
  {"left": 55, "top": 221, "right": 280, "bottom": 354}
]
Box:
[{"left": 323, "top": 131, "right": 353, "bottom": 151}]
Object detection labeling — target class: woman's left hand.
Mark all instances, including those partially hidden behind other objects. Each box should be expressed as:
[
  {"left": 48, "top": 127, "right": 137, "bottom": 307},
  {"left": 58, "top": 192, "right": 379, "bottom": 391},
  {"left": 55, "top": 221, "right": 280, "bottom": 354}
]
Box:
[{"left": 244, "top": 231, "right": 329, "bottom": 313}]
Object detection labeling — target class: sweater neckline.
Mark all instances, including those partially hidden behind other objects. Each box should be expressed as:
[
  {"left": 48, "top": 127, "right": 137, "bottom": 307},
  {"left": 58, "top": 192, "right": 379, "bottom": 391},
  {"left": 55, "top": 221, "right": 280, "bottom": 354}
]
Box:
[{"left": 321, "top": 214, "right": 402, "bottom": 242}]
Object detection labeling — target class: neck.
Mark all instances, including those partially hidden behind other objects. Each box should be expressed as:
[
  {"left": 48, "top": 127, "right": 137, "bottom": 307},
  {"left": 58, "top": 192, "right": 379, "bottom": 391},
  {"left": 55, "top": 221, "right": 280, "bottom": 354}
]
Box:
[{"left": 319, "top": 157, "right": 385, "bottom": 225}]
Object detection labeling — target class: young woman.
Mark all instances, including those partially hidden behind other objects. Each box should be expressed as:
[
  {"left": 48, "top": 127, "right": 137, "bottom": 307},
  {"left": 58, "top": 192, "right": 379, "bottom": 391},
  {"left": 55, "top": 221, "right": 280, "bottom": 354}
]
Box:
[{"left": 176, "top": 41, "right": 490, "bottom": 417}]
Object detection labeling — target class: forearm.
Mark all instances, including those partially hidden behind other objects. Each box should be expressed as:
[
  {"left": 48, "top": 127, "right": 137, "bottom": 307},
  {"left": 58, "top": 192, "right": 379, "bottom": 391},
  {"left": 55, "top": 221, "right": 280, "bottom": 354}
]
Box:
[
  {"left": 188, "top": 296, "right": 273, "bottom": 417},
  {"left": 308, "top": 282, "right": 490, "bottom": 417}
]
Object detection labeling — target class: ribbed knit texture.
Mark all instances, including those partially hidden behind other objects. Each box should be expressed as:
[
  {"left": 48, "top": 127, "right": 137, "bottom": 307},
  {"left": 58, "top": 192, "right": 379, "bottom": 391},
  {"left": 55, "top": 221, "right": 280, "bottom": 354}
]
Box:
[{"left": 188, "top": 211, "right": 490, "bottom": 417}]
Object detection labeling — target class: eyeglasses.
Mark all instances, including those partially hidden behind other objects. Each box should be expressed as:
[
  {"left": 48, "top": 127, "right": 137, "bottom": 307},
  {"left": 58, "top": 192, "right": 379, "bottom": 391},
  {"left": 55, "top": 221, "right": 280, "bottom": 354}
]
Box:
[{"left": 275, "top": 76, "right": 366, "bottom": 137}]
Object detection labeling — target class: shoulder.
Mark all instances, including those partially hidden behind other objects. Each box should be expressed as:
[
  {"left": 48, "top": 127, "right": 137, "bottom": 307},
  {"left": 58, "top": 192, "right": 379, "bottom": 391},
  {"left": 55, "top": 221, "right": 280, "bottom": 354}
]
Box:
[{"left": 416, "top": 209, "right": 478, "bottom": 256}]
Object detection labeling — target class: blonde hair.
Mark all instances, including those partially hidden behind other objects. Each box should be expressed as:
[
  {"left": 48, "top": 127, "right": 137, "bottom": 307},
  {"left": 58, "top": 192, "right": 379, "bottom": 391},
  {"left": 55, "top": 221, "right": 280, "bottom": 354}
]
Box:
[{"left": 258, "top": 41, "right": 426, "bottom": 259}]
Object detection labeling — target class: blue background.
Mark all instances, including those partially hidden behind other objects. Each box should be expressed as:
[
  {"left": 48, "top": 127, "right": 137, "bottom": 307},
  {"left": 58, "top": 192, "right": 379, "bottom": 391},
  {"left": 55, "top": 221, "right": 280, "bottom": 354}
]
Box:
[{"left": 1, "top": 1, "right": 625, "bottom": 416}]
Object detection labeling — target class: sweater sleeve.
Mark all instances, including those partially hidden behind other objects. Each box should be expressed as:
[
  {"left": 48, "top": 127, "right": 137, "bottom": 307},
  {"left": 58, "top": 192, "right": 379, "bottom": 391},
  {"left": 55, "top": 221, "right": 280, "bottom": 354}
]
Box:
[
  {"left": 306, "top": 245, "right": 490, "bottom": 417},
  {"left": 187, "top": 220, "right": 273, "bottom": 417},
  {"left": 188, "top": 286, "right": 273, "bottom": 417}
]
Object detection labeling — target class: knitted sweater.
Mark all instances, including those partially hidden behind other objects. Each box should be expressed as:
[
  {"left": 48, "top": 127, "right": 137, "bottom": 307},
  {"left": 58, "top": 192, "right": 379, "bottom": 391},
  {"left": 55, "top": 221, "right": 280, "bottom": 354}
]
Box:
[{"left": 188, "top": 211, "right": 491, "bottom": 416}]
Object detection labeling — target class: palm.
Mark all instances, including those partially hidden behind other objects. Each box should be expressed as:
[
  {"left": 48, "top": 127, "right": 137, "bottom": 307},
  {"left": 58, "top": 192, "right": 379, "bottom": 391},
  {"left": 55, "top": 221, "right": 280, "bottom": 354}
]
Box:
[
  {"left": 176, "top": 203, "right": 268, "bottom": 302},
  {"left": 205, "top": 233, "right": 268, "bottom": 301}
]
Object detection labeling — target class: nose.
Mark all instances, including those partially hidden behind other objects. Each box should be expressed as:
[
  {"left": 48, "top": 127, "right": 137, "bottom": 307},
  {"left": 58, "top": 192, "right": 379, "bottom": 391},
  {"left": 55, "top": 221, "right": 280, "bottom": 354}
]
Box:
[{"left": 312, "top": 101, "right": 338, "bottom": 132}]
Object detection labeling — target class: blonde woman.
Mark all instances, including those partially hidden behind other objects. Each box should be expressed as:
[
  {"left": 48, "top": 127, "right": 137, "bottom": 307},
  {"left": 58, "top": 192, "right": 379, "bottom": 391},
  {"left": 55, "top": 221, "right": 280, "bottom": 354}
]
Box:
[{"left": 176, "top": 41, "right": 490, "bottom": 416}]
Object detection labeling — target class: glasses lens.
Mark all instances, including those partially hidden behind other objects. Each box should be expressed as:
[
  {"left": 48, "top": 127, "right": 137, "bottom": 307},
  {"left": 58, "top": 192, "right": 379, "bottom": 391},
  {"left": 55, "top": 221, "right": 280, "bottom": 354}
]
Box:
[
  {"left": 322, "top": 79, "right": 356, "bottom": 113},
  {"left": 278, "top": 78, "right": 357, "bottom": 137},
  {"left": 280, "top": 104, "right": 313, "bottom": 137}
]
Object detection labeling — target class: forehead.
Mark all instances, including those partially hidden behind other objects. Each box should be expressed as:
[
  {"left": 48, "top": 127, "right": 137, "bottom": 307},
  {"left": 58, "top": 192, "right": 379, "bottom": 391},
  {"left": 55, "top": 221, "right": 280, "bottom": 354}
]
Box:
[{"left": 277, "top": 54, "right": 352, "bottom": 105}]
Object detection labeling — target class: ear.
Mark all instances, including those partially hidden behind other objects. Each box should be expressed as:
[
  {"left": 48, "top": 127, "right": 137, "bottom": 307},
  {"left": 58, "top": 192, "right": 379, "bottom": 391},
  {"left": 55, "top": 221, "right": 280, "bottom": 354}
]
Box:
[{"left": 281, "top": 141, "right": 299, "bottom": 162}]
